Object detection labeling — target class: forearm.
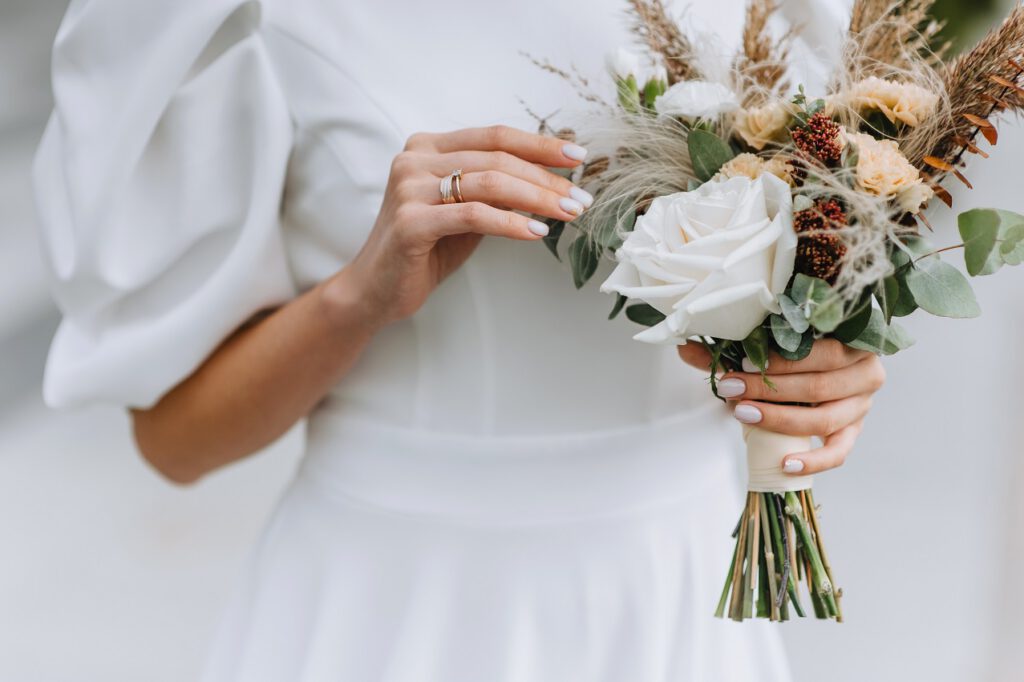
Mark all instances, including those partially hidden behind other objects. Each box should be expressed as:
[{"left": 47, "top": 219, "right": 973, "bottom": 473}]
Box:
[{"left": 131, "top": 268, "right": 378, "bottom": 483}]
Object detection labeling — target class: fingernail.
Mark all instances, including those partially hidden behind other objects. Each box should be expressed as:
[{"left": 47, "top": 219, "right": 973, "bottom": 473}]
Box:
[
  {"left": 717, "top": 378, "right": 746, "bottom": 398},
  {"left": 569, "top": 186, "right": 594, "bottom": 207},
  {"left": 783, "top": 459, "right": 806, "bottom": 474},
  {"left": 559, "top": 197, "right": 585, "bottom": 216},
  {"left": 733, "top": 404, "right": 763, "bottom": 424},
  {"left": 562, "top": 143, "right": 588, "bottom": 161},
  {"left": 742, "top": 358, "right": 768, "bottom": 373},
  {"left": 527, "top": 220, "right": 549, "bottom": 237}
]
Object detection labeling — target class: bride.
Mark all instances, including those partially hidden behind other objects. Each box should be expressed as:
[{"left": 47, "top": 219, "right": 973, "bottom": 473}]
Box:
[{"left": 35, "top": 0, "right": 885, "bottom": 679}]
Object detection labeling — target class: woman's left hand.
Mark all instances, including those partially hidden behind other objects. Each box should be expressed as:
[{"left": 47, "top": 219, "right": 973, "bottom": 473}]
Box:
[{"left": 677, "top": 339, "right": 886, "bottom": 475}]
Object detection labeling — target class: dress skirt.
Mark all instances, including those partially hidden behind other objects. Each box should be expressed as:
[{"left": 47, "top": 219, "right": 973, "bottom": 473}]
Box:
[{"left": 200, "top": 404, "right": 792, "bottom": 682}]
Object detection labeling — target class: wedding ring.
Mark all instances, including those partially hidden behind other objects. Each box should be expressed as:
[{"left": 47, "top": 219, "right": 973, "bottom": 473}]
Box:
[
  {"left": 439, "top": 169, "right": 463, "bottom": 204},
  {"left": 451, "top": 169, "right": 465, "bottom": 203}
]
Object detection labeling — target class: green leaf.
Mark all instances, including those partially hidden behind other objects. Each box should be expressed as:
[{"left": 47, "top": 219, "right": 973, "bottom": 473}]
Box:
[
  {"left": 778, "top": 294, "right": 809, "bottom": 334},
  {"left": 1001, "top": 223, "right": 1024, "bottom": 266},
  {"left": 594, "top": 198, "right": 637, "bottom": 250},
  {"left": 875, "top": 275, "right": 900, "bottom": 325},
  {"left": 687, "top": 178, "right": 702, "bottom": 192},
  {"left": 568, "top": 235, "right": 600, "bottom": 289},
  {"left": 958, "top": 209, "right": 1002, "bottom": 276},
  {"left": 808, "top": 288, "right": 844, "bottom": 333},
  {"left": 890, "top": 248, "right": 918, "bottom": 317},
  {"left": 905, "top": 255, "right": 981, "bottom": 318},
  {"left": 741, "top": 326, "right": 771, "bottom": 373},
  {"left": 777, "top": 330, "right": 814, "bottom": 361},
  {"left": 608, "top": 294, "right": 627, "bottom": 320},
  {"left": 833, "top": 293, "right": 873, "bottom": 343},
  {"left": 789, "top": 273, "right": 815, "bottom": 305},
  {"left": 625, "top": 303, "right": 666, "bottom": 327},
  {"left": 792, "top": 275, "right": 843, "bottom": 333},
  {"left": 847, "top": 308, "right": 915, "bottom": 356},
  {"left": 688, "top": 129, "right": 736, "bottom": 182},
  {"left": 542, "top": 221, "right": 565, "bottom": 261},
  {"left": 770, "top": 314, "right": 802, "bottom": 352},
  {"left": 642, "top": 77, "right": 666, "bottom": 109}
]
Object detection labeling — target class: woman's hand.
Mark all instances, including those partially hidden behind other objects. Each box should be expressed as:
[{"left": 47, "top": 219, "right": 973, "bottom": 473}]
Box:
[
  {"left": 678, "top": 339, "right": 886, "bottom": 475},
  {"left": 328, "top": 125, "right": 592, "bottom": 328}
]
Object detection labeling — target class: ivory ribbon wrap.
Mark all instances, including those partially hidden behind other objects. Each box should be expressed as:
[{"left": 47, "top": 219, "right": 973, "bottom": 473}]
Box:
[{"left": 743, "top": 425, "right": 814, "bottom": 493}]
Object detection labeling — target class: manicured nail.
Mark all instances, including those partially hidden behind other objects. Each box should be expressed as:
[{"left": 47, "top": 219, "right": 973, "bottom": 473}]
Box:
[
  {"left": 527, "top": 220, "right": 550, "bottom": 237},
  {"left": 783, "top": 459, "right": 806, "bottom": 474},
  {"left": 734, "top": 404, "right": 763, "bottom": 424},
  {"left": 717, "top": 378, "right": 746, "bottom": 398},
  {"left": 742, "top": 357, "right": 768, "bottom": 373},
  {"left": 569, "top": 186, "right": 594, "bottom": 207},
  {"left": 562, "top": 143, "right": 588, "bottom": 161},
  {"left": 559, "top": 197, "right": 585, "bottom": 216}
]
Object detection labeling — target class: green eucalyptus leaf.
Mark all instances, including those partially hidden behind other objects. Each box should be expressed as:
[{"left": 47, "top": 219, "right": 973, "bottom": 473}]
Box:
[
  {"left": 890, "top": 248, "right": 918, "bottom": 317},
  {"left": 876, "top": 275, "right": 900, "bottom": 325},
  {"left": 688, "top": 129, "right": 736, "bottom": 182},
  {"left": 905, "top": 255, "right": 981, "bottom": 318},
  {"left": 770, "top": 314, "right": 803, "bottom": 352},
  {"left": 809, "top": 290, "right": 844, "bottom": 333},
  {"left": 608, "top": 294, "right": 627, "bottom": 320},
  {"left": 958, "top": 209, "right": 1002, "bottom": 276},
  {"left": 778, "top": 293, "right": 810, "bottom": 333},
  {"left": 741, "top": 325, "right": 771, "bottom": 373},
  {"left": 777, "top": 330, "right": 815, "bottom": 361},
  {"left": 568, "top": 235, "right": 600, "bottom": 289},
  {"left": 833, "top": 293, "right": 874, "bottom": 343},
  {"left": 789, "top": 273, "right": 815, "bottom": 306},
  {"left": 543, "top": 221, "right": 565, "bottom": 261},
  {"left": 1001, "top": 224, "right": 1024, "bottom": 266},
  {"left": 625, "top": 303, "right": 666, "bottom": 327},
  {"left": 847, "top": 308, "right": 915, "bottom": 356}
]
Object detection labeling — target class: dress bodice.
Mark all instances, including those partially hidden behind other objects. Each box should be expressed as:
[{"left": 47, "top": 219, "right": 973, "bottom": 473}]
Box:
[{"left": 35, "top": 0, "right": 846, "bottom": 435}]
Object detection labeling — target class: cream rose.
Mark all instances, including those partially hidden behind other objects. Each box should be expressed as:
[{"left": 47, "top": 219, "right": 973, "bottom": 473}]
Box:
[
  {"left": 844, "top": 76, "right": 939, "bottom": 127},
  {"left": 716, "top": 153, "right": 795, "bottom": 185},
  {"left": 601, "top": 174, "right": 797, "bottom": 343},
  {"left": 845, "top": 131, "right": 934, "bottom": 213},
  {"left": 654, "top": 81, "right": 740, "bottom": 120},
  {"left": 734, "top": 101, "right": 793, "bottom": 150}
]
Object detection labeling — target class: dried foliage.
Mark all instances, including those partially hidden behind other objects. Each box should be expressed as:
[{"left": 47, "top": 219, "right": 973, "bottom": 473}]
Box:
[
  {"left": 845, "top": 0, "right": 946, "bottom": 76},
  {"left": 925, "top": 5, "right": 1024, "bottom": 170},
  {"left": 733, "top": 0, "right": 792, "bottom": 106},
  {"left": 626, "top": 0, "right": 700, "bottom": 83}
]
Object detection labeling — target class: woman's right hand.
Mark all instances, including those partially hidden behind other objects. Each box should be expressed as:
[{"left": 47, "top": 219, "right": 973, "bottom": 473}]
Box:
[{"left": 326, "top": 125, "right": 593, "bottom": 327}]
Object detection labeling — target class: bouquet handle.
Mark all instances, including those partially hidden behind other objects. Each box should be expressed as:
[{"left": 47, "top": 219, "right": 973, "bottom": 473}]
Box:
[{"left": 742, "top": 426, "right": 813, "bottom": 493}]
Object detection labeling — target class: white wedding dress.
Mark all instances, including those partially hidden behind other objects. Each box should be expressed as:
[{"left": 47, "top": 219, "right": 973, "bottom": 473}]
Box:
[{"left": 34, "top": 0, "right": 847, "bottom": 679}]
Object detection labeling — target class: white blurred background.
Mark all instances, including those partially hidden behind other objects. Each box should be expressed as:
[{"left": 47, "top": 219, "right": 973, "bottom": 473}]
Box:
[{"left": 1, "top": 1, "right": 1022, "bottom": 681}]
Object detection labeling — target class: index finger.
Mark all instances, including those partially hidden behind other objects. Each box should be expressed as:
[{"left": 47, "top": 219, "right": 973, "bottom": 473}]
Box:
[
  {"left": 742, "top": 339, "right": 872, "bottom": 375},
  {"left": 417, "top": 125, "right": 587, "bottom": 168}
]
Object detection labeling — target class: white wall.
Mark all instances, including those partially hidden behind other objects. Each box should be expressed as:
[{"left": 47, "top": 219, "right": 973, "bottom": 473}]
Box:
[{"left": 1, "top": 2, "right": 1021, "bottom": 681}]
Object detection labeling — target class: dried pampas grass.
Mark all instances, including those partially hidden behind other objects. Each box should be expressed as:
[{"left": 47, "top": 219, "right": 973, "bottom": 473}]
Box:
[
  {"left": 626, "top": 0, "right": 701, "bottom": 83},
  {"left": 733, "top": 0, "right": 793, "bottom": 107},
  {"left": 925, "top": 5, "right": 1024, "bottom": 171}
]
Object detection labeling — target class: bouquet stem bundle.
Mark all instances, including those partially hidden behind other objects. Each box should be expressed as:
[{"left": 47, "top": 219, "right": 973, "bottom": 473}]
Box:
[{"left": 715, "top": 489, "right": 841, "bottom": 622}]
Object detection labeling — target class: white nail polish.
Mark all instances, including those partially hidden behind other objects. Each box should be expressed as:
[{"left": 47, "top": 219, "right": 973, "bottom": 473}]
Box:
[
  {"left": 717, "top": 378, "right": 746, "bottom": 398},
  {"left": 527, "top": 220, "right": 549, "bottom": 237},
  {"left": 733, "top": 404, "right": 763, "bottom": 424},
  {"left": 569, "top": 186, "right": 594, "bottom": 207},
  {"left": 741, "top": 357, "right": 768, "bottom": 373},
  {"left": 562, "top": 143, "right": 588, "bottom": 161},
  {"left": 783, "top": 459, "right": 806, "bottom": 474},
  {"left": 559, "top": 197, "right": 585, "bottom": 216}
]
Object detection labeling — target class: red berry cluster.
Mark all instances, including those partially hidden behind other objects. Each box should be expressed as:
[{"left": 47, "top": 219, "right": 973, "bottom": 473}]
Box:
[
  {"left": 794, "top": 198, "right": 847, "bottom": 284},
  {"left": 791, "top": 113, "right": 843, "bottom": 167}
]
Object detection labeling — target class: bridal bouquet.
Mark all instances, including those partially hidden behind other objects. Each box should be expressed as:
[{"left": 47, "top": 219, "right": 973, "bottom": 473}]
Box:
[{"left": 535, "top": 0, "right": 1024, "bottom": 622}]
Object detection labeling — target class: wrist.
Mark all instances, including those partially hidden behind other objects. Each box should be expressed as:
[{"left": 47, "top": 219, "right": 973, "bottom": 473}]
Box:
[{"left": 317, "top": 265, "right": 388, "bottom": 338}]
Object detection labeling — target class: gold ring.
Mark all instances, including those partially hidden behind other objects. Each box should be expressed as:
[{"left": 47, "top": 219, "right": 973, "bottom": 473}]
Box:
[
  {"left": 451, "top": 169, "right": 465, "bottom": 203},
  {"left": 439, "top": 169, "right": 463, "bottom": 204}
]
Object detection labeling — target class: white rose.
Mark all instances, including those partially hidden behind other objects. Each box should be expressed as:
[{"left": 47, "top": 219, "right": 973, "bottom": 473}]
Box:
[
  {"left": 607, "top": 48, "right": 643, "bottom": 81},
  {"left": 654, "top": 81, "right": 740, "bottom": 119},
  {"left": 601, "top": 174, "right": 797, "bottom": 343}
]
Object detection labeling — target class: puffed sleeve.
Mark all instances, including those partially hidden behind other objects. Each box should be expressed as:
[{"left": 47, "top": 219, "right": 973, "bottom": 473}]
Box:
[{"left": 34, "top": 0, "right": 295, "bottom": 408}]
